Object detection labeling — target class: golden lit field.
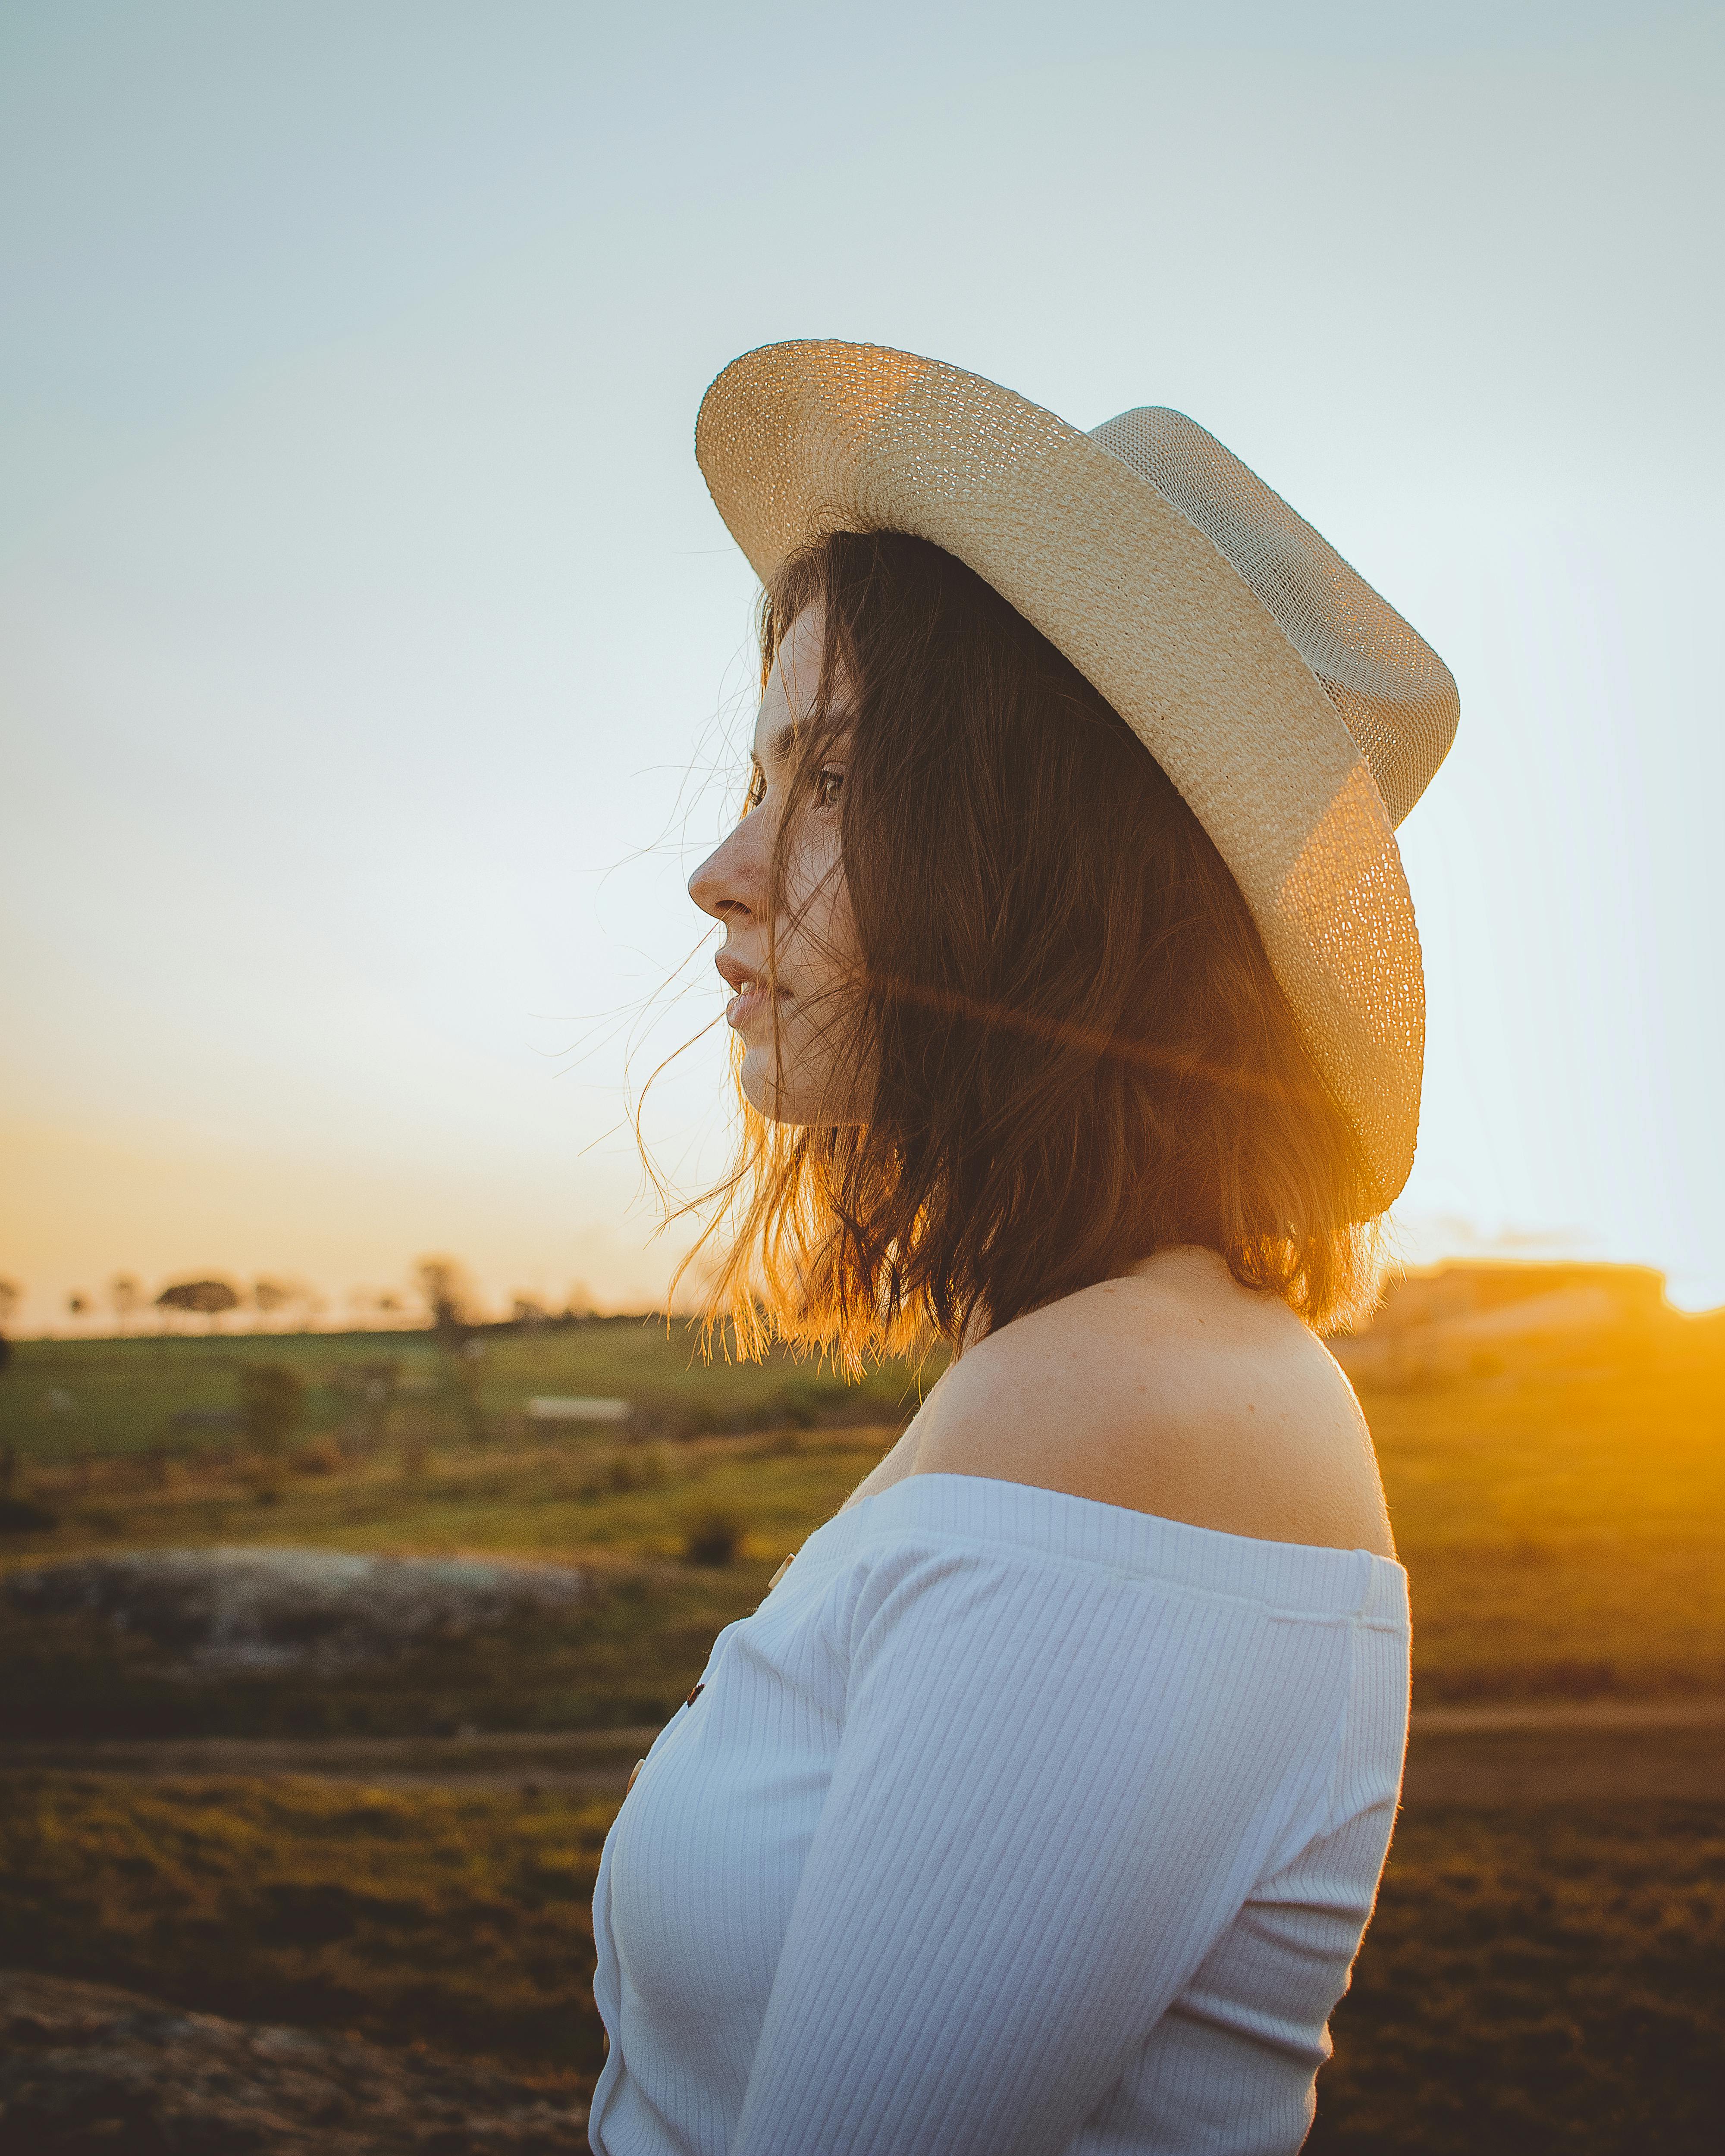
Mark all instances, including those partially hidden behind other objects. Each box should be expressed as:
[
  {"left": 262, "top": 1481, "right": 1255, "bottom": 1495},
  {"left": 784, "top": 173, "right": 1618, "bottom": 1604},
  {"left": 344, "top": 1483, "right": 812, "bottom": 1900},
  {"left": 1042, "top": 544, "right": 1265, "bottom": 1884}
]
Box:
[
  {"left": 1363, "top": 1311, "right": 1725, "bottom": 1702},
  {"left": 1, "top": 1306, "right": 1722, "bottom": 2151}
]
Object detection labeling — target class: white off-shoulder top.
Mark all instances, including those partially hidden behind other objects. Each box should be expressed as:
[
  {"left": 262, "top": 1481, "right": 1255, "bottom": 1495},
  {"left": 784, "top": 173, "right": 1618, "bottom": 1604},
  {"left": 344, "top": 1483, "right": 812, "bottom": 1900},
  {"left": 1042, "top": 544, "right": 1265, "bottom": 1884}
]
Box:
[{"left": 587, "top": 1473, "right": 1410, "bottom": 2156}]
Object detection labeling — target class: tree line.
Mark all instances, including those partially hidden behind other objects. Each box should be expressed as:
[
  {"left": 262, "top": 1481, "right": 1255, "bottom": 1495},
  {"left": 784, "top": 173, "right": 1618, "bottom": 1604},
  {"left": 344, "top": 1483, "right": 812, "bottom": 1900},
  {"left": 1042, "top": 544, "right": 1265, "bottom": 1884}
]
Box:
[{"left": 0, "top": 1257, "right": 603, "bottom": 1348}]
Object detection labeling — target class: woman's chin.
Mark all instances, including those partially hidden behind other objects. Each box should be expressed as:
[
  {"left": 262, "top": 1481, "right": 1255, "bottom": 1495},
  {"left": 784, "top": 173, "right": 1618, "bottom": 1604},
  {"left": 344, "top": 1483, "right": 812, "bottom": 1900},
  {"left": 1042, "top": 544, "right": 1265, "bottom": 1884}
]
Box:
[
  {"left": 737, "top": 1048, "right": 793, "bottom": 1123},
  {"left": 738, "top": 1049, "right": 865, "bottom": 1128}
]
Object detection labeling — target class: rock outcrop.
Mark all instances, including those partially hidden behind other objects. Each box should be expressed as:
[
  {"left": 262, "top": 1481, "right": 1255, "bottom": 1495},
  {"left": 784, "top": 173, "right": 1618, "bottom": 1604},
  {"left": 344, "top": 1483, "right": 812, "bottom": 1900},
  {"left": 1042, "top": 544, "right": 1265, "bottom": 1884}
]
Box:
[
  {"left": 5, "top": 1549, "right": 584, "bottom": 1673},
  {"left": 0, "top": 1968, "right": 588, "bottom": 2153}
]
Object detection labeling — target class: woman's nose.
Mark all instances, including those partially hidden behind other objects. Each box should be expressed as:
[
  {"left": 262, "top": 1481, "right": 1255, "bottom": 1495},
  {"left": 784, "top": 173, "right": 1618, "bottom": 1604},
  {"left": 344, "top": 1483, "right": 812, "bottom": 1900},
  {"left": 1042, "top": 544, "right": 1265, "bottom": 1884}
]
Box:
[{"left": 689, "top": 819, "right": 760, "bottom": 924}]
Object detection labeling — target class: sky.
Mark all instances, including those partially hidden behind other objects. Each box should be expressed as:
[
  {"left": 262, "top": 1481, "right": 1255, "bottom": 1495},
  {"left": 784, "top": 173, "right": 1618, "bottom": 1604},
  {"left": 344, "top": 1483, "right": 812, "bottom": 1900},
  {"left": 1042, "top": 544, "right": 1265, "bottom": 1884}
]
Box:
[{"left": 2, "top": 0, "right": 1722, "bottom": 1331}]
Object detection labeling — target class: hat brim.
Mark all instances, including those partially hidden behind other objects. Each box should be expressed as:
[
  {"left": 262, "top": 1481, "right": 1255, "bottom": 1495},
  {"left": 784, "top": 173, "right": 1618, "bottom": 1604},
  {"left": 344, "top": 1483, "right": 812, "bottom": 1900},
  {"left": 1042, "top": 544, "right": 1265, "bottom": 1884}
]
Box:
[{"left": 695, "top": 339, "right": 1423, "bottom": 1213}]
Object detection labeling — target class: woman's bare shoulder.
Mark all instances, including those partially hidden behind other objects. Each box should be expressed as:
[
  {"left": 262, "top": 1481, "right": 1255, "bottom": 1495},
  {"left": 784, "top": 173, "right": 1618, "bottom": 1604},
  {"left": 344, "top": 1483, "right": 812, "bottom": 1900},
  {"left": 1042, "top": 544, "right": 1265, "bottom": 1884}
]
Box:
[{"left": 907, "top": 1251, "right": 1395, "bottom": 1557}]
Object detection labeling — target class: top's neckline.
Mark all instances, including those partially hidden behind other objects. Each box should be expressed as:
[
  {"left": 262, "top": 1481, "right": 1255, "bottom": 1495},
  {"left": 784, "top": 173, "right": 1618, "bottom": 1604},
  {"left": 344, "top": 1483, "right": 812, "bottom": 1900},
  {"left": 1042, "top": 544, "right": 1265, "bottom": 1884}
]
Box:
[{"left": 808, "top": 1472, "right": 1407, "bottom": 1621}]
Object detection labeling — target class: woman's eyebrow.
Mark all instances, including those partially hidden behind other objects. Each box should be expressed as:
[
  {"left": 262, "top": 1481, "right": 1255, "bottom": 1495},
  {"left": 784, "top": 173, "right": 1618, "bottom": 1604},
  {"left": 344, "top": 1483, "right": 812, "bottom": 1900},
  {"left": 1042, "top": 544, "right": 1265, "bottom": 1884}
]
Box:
[{"left": 756, "top": 717, "right": 852, "bottom": 769}]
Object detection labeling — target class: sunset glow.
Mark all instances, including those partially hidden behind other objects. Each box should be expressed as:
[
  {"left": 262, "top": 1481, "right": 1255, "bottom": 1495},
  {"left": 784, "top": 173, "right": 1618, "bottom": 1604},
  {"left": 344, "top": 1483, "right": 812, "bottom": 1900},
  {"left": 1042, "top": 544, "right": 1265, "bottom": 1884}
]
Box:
[{"left": 3, "top": 5, "right": 1721, "bottom": 1331}]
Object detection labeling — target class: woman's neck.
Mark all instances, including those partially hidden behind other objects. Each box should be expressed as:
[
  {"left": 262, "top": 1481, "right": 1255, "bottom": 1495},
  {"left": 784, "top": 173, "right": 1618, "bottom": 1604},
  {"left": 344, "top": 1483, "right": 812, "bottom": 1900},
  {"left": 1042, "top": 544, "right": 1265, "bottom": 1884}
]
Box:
[{"left": 956, "top": 1245, "right": 1233, "bottom": 1357}]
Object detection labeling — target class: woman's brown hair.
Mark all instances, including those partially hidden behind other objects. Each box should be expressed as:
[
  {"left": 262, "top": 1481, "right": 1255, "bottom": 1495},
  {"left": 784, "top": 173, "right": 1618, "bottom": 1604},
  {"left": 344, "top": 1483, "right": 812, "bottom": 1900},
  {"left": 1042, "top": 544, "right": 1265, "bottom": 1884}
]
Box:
[{"left": 675, "top": 530, "right": 1377, "bottom": 1366}]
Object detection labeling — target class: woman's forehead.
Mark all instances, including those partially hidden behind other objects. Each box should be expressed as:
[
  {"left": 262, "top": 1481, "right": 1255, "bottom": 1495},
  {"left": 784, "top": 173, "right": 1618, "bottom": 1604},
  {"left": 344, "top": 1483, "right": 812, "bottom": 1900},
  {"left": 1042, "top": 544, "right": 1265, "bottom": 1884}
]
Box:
[
  {"left": 758, "top": 610, "right": 823, "bottom": 736},
  {"left": 751, "top": 645, "right": 804, "bottom": 762},
  {"left": 752, "top": 607, "right": 847, "bottom": 764}
]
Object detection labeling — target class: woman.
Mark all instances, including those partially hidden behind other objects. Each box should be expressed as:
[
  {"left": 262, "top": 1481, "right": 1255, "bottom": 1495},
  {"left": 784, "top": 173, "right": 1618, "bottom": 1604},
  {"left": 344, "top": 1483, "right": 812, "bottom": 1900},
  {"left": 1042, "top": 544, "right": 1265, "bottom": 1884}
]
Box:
[{"left": 587, "top": 343, "right": 1458, "bottom": 2156}]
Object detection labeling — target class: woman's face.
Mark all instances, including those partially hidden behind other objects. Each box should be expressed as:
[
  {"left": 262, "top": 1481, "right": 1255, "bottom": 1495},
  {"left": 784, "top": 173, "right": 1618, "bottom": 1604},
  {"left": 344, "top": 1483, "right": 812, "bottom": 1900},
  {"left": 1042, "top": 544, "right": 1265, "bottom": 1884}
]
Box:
[{"left": 688, "top": 605, "right": 867, "bottom": 1125}]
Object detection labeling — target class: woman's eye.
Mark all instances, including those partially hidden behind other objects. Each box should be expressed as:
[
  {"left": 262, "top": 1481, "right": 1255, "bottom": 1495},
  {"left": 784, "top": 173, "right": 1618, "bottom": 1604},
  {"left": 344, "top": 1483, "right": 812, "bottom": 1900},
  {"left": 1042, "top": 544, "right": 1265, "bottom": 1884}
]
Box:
[
  {"left": 815, "top": 767, "right": 845, "bottom": 809},
  {"left": 744, "top": 765, "right": 766, "bottom": 811}
]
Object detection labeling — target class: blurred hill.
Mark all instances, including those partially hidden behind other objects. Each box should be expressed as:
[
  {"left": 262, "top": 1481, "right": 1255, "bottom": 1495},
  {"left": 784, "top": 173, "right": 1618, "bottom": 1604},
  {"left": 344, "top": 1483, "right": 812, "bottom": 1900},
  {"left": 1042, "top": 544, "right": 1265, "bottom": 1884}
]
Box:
[{"left": 1332, "top": 1258, "right": 1698, "bottom": 1386}]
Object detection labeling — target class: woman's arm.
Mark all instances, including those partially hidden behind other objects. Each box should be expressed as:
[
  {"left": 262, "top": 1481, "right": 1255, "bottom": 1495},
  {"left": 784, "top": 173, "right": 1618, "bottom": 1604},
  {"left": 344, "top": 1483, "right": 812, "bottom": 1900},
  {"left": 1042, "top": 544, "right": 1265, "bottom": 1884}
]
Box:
[{"left": 731, "top": 1545, "right": 1355, "bottom": 2156}]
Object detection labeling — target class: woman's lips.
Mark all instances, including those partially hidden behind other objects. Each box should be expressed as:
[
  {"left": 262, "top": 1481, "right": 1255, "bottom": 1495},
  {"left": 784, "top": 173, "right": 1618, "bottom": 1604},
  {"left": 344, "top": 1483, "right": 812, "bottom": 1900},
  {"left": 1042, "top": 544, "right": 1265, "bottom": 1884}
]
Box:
[
  {"left": 725, "top": 983, "right": 780, "bottom": 1031},
  {"left": 716, "top": 952, "right": 784, "bottom": 1033}
]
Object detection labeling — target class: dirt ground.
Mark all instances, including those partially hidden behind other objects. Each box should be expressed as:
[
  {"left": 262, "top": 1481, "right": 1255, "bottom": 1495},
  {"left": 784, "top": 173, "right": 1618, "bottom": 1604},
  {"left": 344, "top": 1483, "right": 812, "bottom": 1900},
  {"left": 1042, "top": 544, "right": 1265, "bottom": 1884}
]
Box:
[{"left": 5, "top": 1698, "right": 1721, "bottom": 1802}]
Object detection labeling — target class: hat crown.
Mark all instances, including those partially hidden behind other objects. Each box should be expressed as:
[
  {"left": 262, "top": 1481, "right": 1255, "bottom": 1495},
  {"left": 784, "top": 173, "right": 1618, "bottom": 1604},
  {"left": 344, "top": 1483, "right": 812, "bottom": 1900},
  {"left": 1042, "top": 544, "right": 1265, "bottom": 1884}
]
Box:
[{"left": 1088, "top": 407, "right": 1458, "bottom": 828}]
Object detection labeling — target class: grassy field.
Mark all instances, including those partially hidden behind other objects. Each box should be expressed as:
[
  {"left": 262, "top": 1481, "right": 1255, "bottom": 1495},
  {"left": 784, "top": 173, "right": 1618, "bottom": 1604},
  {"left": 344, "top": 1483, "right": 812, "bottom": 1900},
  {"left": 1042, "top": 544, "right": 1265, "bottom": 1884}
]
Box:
[
  {"left": 0, "top": 1426, "right": 899, "bottom": 1739},
  {"left": 2, "top": 1307, "right": 1722, "bottom": 1721},
  {"left": 0, "top": 1308, "right": 1721, "bottom": 2151},
  {"left": 2, "top": 1775, "right": 1719, "bottom": 2153},
  {"left": 0, "top": 1774, "right": 609, "bottom": 2085},
  {"left": 1359, "top": 1312, "right": 1725, "bottom": 1701},
  {"left": 0, "top": 1317, "right": 937, "bottom": 1461}
]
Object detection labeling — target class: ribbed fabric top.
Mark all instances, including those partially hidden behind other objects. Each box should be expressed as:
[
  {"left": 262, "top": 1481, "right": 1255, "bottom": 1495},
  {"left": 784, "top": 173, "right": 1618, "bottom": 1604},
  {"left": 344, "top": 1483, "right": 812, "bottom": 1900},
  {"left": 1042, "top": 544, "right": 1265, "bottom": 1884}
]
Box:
[{"left": 589, "top": 1474, "right": 1410, "bottom": 2156}]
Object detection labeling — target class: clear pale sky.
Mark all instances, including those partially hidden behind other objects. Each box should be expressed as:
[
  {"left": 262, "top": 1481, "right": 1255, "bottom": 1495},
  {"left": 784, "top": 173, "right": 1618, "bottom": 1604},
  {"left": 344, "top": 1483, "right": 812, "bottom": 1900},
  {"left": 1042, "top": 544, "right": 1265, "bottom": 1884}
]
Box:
[{"left": 3, "top": 1, "right": 1721, "bottom": 1330}]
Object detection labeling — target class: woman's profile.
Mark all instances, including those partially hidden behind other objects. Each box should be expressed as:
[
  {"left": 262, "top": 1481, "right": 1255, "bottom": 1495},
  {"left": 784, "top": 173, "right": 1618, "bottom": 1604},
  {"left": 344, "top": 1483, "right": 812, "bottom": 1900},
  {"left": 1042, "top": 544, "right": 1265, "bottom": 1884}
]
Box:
[{"left": 587, "top": 342, "right": 1458, "bottom": 2155}]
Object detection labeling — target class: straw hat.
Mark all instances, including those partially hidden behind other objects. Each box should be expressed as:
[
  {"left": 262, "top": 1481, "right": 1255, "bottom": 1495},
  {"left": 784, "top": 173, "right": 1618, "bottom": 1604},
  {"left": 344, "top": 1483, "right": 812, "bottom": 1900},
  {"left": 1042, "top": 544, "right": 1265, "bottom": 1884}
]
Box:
[{"left": 694, "top": 340, "right": 1458, "bottom": 1212}]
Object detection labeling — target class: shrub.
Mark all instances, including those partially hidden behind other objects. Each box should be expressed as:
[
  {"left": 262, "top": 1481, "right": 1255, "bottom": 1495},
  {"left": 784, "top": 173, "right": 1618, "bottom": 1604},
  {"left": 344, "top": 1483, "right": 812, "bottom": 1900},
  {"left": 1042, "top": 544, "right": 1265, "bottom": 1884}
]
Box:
[
  {"left": 0, "top": 1496, "right": 58, "bottom": 1536},
  {"left": 290, "top": 1438, "right": 343, "bottom": 1476},
  {"left": 627, "top": 1395, "right": 727, "bottom": 1443},
  {"left": 681, "top": 1507, "right": 745, "bottom": 1567}
]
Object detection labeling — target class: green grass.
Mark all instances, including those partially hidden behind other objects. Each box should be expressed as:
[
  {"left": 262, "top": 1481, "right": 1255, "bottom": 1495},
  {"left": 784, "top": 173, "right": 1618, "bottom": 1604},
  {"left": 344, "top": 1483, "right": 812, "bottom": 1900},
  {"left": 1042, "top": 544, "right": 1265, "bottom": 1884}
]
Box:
[
  {"left": 3, "top": 1313, "right": 1722, "bottom": 1723},
  {"left": 0, "top": 1431, "right": 895, "bottom": 1739},
  {"left": 2, "top": 1777, "right": 1719, "bottom": 2148},
  {"left": 0, "top": 1318, "right": 939, "bottom": 1461}
]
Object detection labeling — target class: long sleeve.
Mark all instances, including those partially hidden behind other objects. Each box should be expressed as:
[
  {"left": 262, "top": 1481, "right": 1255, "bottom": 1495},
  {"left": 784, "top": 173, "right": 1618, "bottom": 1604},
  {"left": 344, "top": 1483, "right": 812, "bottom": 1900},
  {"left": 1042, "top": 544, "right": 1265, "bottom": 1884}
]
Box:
[
  {"left": 728, "top": 1542, "right": 1358, "bottom": 2156},
  {"left": 587, "top": 1477, "right": 1408, "bottom": 2156}
]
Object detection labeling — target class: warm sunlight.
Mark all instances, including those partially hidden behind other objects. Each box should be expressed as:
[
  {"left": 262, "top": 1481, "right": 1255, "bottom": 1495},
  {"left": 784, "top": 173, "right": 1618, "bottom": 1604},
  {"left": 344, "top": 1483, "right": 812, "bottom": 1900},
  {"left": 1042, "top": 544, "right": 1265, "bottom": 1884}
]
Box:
[
  {"left": 3, "top": 8, "right": 1720, "bottom": 1332},
  {"left": 1, "top": 10, "right": 1719, "bottom": 2155}
]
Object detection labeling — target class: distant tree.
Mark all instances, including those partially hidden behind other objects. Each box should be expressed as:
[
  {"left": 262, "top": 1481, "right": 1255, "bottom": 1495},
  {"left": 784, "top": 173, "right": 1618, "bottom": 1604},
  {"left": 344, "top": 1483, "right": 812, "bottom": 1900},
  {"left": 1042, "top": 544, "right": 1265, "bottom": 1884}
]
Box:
[
  {"left": 157, "top": 1279, "right": 242, "bottom": 1332},
  {"left": 238, "top": 1363, "right": 305, "bottom": 1455},
  {"left": 345, "top": 1287, "right": 406, "bottom": 1329},
  {"left": 414, "top": 1258, "right": 489, "bottom": 1443},
  {"left": 253, "top": 1279, "right": 295, "bottom": 1327},
  {"left": 109, "top": 1274, "right": 142, "bottom": 1334},
  {"left": 0, "top": 1278, "right": 20, "bottom": 1374},
  {"left": 414, "top": 1257, "right": 475, "bottom": 1349},
  {"left": 66, "top": 1292, "right": 89, "bottom": 1321},
  {"left": 511, "top": 1295, "right": 547, "bottom": 1327}
]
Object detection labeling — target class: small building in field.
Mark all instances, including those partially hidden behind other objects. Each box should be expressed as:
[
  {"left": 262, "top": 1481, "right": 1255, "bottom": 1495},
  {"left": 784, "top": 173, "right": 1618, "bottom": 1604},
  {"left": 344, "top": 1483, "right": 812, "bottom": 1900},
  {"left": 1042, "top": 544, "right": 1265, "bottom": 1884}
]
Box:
[{"left": 1331, "top": 1261, "right": 1669, "bottom": 1385}]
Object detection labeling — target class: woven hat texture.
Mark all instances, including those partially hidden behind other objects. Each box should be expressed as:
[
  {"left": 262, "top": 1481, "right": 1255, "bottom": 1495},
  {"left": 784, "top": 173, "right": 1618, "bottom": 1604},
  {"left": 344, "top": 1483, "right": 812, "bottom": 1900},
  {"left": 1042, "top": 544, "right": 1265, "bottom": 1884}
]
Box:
[{"left": 694, "top": 340, "right": 1458, "bottom": 1211}]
